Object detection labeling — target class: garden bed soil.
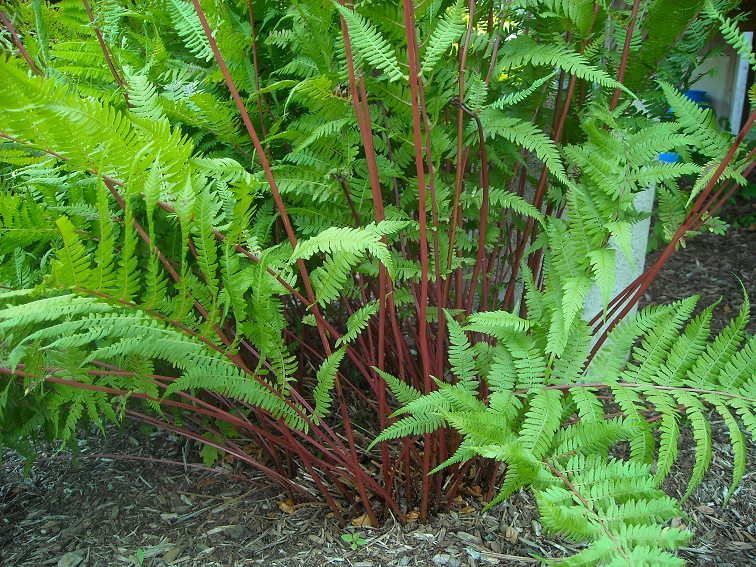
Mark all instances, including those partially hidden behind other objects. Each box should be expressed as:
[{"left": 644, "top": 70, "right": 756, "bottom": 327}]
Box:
[{"left": 1, "top": 225, "right": 755, "bottom": 567}]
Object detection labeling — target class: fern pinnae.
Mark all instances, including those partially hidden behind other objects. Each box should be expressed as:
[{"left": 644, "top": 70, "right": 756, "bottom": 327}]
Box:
[
  {"left": 336, "top": 300, "right": 379, "bottom": 347},
  {"left": 368, "top": 413, "right": 445, "bottom": 449},
  {"left": 711, "top": 400, "right": 747, "bottom": 504},
  {"left": 686, "top": 292, "right": 749, "bottom": 389},
  {"left": 312, "top": 347, "right": 346, "bottom": 422},
  {"left": 334, "top": 3, "right": 406, "bottom": 82},
  {"left": 676, "top": 392, "right": 713, "bottom": 500},
  {"left": 488, "top": 70, "right": 558, "bottom": 109},
  {"left": 192, "top": 187, "right": 222, "bottom": 301},
  {"left": 653, "top": 412, "right": 680, "bottom": 486},
  {"left": 519, "top": 388, "right": 563, "bottom": 460},
  {"left": 372, "top": 367, "right": 421, "bottom": 406},
  {"left": 420, "top": 0, "right": 467, "bottom": 77},
  {"left": 446, "top": 312, "right": 477, "bottom": 388},
  {"left": 166, "top": 0, "right": 214, "bottom": 62}
]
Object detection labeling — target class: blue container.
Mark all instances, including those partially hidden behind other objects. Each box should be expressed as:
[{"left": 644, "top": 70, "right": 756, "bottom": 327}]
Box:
[
  {"left": 659, "top": 151, "right": 680, "bottom": 163},
  {"left": 683, "top": 89, "right": 708, "bottom": 104}
]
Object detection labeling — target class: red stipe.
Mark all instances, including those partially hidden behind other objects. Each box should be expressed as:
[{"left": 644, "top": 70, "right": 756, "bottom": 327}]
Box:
[
  {"left": 610, "top": 0, "right": 642, "bottom": 111},
  {"left": 336, "top": 8, "right": 405, "bottom": 488},
  {"left": 402, "top": 0, "right": 434, "bottom": 520},
  {"left": 0, "top": 10, "right": 39, "bottom": 76},
  {"left": 247, "top": 0, "right": 267, "bottom": 138},
  {"left": 458, "top": 103, "right": 490, "bottom": 316},
  {"left": 414, "top": 72, "right": 445, "bottom": 382},
  {"left": 189, "top": 0, "right": 331, "bottom": 356},
  {"left": 81, "top": 0, "right": 129, "bottom": 106},
  {"left": 446, "top": 0, "right": 476, "bottom": 278}
]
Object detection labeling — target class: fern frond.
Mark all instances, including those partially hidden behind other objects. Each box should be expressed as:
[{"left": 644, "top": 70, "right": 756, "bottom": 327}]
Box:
[
  {"left": 51, "top": 216, "right": 92, "bottom": 288},
  {"left": 312, "top": 347, "right": 346, "bottom": 421},
  {"left": 292, "top": 221, "right": 407, "bottom": 280},
  {"left": 480, "top": 109, "right": 570, "bottom": 185},
  {"left": 167, "top": 0, "right": 214, "bottom": 62},
  {"left": 334, "top": 3, "right": 406, "bottom": 82},
  {"left": 499, "top": 37, "right": 632, "bottom": 95},
  {"left": 421, "top": 0, "right": 467, "bottom": 77},
  {"left": 488, "top": 71, "right": 557, "bottom": 109},
  {"left": 520, "top": 389, "right": 562, "bottom": 459},
  {"left": 336, "top": 301, "right": 379, "bottom": 347}
]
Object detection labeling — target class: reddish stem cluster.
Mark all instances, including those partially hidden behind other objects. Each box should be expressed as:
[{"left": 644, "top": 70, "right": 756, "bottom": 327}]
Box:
[{"left": 1, "top": 0, "right": 754, "bottom": 526}]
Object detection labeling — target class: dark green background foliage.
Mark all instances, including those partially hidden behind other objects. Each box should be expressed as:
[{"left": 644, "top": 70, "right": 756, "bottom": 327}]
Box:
[{"left": 0, "top": 1, "right": 754, "bottom": 564}]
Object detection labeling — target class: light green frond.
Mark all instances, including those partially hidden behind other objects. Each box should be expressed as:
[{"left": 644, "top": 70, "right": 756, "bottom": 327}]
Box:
[
  {"left": 336, "top": 300, "right": 379, "bottom": 347},
  {"left": 313, "top": 347, "right": 346, "bottom": 421},
  {"left": 421, "top": 0, "right": 467, "bottom": 77},
  {"left": 519, "top": 389, "right": 562, "bottom": 459},
  {"left": 334, "top": 3, "right": 406, "bottom": 82}
]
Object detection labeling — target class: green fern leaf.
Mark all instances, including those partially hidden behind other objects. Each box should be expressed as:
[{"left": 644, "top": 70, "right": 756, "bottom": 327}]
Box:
[
  {"left": 336, "top": 300, "right": 379, "bottom": 347},
  {"left": 488, "top": 71, "right": 557, "bottom": 109},
  {"left": 373, "top": 367, "right": 422, "bottom": 406},
  {"left": 51, "top": 216, "right": 92, "bottom": 288},
  {"left": 519, "top": 389, "right": 562, "bottom": 459},
  {"left": 313, "top": 347, "right": 346, "bottom": 421},
  {"left": 421, "top": 0, "right": 467, "bottom": 77},
  {"left": 334, "top": 3, "right": 406, "bottom": 82}
]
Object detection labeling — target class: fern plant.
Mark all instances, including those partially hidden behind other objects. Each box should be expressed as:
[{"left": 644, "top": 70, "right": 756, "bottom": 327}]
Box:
[
  {"left": 0, "top": 1, "right": 754, "bottom": 563},
  {"left": 373, "top": 292, "right": 753, "bottom": 564}
]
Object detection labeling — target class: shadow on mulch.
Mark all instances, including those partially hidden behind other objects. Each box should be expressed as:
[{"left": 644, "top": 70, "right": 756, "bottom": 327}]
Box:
[{"left": 1, "top": 225, "right": 754, "bottom": 567}]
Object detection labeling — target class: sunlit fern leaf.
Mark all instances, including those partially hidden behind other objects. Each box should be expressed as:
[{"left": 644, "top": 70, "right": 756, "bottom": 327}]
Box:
[
  {"left": 167, "top": 0, "right": 214, "bottom": 62},
  {"left": 498, "top": 36, "right": 633, "bottom": 96},
  {"left": 51, "top": 216, "right": 92, "bottom": 289}
]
